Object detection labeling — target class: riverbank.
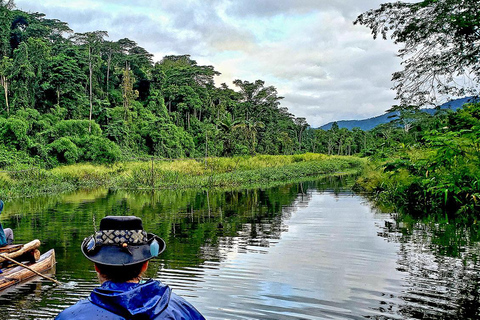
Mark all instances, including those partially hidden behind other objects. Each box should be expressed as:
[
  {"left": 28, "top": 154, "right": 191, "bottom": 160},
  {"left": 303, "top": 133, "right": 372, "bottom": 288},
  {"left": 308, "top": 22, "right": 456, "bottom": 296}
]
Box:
[
  {"left": 354, "top": 153, "right": 480, "bottom": 219},
  {"left": 0, "top": 153, "right": 365, "bottom": 199}
]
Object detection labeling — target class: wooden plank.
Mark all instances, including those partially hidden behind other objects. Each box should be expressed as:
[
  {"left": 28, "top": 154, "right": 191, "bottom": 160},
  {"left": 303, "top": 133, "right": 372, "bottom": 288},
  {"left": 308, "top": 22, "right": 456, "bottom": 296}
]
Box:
[
  {"left": 0, "top": 244, "right": 23, "bottom": 254},
  {"left": 0, "top": 249, "right": 56, "bottom": 291},
  {"left": 0, "top": 240, "right": 41, "bottom": 263}
]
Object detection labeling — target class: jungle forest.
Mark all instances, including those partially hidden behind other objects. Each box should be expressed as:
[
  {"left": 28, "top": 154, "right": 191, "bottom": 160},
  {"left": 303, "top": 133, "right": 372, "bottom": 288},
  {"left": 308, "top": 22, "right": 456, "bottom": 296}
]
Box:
[{"left": 0, "top": 0, "right": 479, "bottom": 217}]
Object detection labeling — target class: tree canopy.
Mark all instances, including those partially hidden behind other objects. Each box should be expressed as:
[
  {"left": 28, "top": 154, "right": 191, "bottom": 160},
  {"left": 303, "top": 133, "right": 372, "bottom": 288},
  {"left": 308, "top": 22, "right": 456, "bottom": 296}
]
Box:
[{"left": 354, "top": 0, "right": 480, "bottom": 106}]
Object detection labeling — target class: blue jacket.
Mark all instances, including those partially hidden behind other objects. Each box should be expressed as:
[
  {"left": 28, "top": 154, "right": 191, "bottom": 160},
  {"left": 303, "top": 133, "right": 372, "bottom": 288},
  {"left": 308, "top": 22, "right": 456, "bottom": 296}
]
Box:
[
  {"left": 55, "top": 279, "right": 205, "bottom": 320},
  {"left": 0, "top": 200, "right": 7, "bottom": 247}
]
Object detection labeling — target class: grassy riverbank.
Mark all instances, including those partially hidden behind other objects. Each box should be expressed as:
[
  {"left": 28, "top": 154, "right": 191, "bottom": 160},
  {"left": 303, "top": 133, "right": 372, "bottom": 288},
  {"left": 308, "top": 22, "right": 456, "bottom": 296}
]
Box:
[{"left": 0, "top": 153, "right": 365, "bottom": 199}]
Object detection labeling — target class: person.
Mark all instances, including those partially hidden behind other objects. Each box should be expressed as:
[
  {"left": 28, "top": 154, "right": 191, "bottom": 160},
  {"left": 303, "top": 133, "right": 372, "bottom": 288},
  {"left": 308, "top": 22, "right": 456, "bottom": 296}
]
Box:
[
  {"left": 56, "top": 215, "right": 205, "bottom": 320},
  {"left": 0, "top": 200, "right": 14, "bottom": 247}
]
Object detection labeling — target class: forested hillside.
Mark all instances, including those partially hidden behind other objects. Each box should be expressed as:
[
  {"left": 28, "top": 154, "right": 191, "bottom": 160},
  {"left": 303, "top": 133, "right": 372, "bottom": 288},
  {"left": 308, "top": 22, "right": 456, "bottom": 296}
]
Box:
[
  {"left": 0, "top": 3, "right": 309, "bottom": 167},
  {"left": 319, "top": 97, "right": 476, "bottom": 131}
]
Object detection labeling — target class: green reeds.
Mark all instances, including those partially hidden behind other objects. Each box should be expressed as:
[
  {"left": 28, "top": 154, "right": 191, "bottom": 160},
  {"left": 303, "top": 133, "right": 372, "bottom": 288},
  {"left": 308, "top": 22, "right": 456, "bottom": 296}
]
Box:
[{"left": 0, "top": 154, "right": 365, "bottom": 199}]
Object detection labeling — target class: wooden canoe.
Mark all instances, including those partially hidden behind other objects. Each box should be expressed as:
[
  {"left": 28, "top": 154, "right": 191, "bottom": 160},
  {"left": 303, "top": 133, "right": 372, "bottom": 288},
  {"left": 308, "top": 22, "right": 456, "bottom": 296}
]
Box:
[{"left": 0, "top": 246, "right": 56, "bottom": 291}]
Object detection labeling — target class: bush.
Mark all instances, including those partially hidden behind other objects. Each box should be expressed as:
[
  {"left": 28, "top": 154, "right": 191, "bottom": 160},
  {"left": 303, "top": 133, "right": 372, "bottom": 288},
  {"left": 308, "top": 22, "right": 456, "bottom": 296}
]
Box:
[
  {"left": 0, "top": 117, "right": 31, "bottom": 150},
  {"left": 142, "top": 121, "right": 194, "bottom": 158},
  {"left": 78, "top": 136, "right": 122, "bottom": 164},
  {"left": 49, "top": 137, "right": 81, "bottom": 164}
]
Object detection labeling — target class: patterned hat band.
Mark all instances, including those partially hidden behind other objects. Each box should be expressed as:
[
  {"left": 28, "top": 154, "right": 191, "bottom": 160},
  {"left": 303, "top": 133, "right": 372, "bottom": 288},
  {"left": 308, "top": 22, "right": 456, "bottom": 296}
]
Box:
[{"left": 95, "top": 229, "right": 148, "bottom": 246}]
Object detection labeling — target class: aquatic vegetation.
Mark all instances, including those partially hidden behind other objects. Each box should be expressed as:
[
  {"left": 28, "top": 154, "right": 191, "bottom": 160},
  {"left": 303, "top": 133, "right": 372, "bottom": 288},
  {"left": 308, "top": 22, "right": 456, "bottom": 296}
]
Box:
[{"left": 0, "top": 154, "right": 365, "bottom": 199}]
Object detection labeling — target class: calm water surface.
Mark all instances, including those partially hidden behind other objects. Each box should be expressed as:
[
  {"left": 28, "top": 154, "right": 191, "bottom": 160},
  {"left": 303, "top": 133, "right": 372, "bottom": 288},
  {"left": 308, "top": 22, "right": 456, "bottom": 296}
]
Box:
[{"left": 0, "top": 178, "right": 479, "bottom": 319}]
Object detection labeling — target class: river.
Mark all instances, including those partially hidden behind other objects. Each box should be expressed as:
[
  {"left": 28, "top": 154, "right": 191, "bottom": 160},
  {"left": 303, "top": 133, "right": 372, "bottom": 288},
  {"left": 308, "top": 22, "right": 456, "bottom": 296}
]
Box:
[{"left": 0, "top": 177, "right": 478, "bottom": 319}]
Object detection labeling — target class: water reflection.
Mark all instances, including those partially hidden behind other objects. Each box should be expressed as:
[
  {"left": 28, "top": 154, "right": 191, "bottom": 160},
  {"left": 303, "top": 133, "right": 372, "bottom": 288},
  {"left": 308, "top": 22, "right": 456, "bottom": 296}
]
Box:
[
  {"left": 376, "top": 218, "right": 480, "bottom": 319},
  {"left": 0, "top": 176, "right": 478, "bottom": 319}
]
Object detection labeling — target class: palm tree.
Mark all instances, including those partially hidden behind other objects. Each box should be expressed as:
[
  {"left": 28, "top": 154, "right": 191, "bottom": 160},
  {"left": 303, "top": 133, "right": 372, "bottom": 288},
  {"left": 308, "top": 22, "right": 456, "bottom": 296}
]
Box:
[
  {"left": 218, "top": 113, "right": 240, "bottom": 156},
  {"left": 235, "top": 119, "right": 265, "bottom": 154}
]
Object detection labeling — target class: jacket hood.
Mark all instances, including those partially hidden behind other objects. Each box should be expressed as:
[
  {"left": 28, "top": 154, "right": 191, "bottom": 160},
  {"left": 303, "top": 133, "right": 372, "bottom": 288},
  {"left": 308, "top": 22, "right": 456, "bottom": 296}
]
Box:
[{"left": 90, "top": 279, "right": 171, "bottom": 318}]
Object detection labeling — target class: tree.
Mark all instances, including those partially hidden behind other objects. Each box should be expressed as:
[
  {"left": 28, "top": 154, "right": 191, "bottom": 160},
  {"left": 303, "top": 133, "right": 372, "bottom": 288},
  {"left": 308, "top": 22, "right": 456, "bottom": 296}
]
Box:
[
  {"left": 72, "top": 31, "right": 108, "bottom": 132},
  {"left": 294, "top": 117, "right": 308, "bottom": 151},
  {"left": 0, "top": 1, "right": 14, "bottom": 56},
  {"left": 218, "top": 113, "right": 240, "bottom": 156},
  {"left": 232, "top": 79, "right": 283, "bottom": 121},
  {"left": 0, "top": 56, "right": 12, "bottom": 114},
  {"left": 46, "top": 51, "right": 86, "bottom": 109},
  {"left": 10, "top": 38, "right": 50, "bottom": 110},
  {"left": 121, "top": 63, "right": 138, "bottom": 120},
  {"left": 235, "top": 119, "right": 264, "bottom": 154},
  {"left": 101, "top": 41, "right": 120, "bottom": 98},
  {"left": 386, "top": 105, "right": 430, "bottom": 133},
  {"left": 355, "top": 0, "right": 480, "bottom": 106},
  {"left": 151, "top": 55, "right": 219, "bottom": 128}
]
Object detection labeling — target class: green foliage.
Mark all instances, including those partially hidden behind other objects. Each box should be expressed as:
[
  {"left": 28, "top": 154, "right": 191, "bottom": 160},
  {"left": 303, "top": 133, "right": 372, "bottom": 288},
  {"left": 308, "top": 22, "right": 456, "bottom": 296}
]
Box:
[
  {"left": 0, "top": 154, "right": 364, "bottom": 199},
  {"left": 141, "top": 119, "right": 195, "bottom": 158},
  {"left": 0, "top": 5, "right": 312, "bottom": 165},
  {"left": 51, "top": 119, "right": 102, "bottom": 138},
  {"left": 0, "top": 117, "right": 30, "bottom": 149},
  {"left": 356, "top": 103, "right": 480, "bottom": 217},
  {"left": 79, "top": 135, "right": 121, "bottom": 163},
  {"left": 49, "top": 137, "right": 80, "bottom": 164},
  {"left": 0, "top": 144, "right": 36, "bottom": 169},
  {"left": 355, "top": 0, "right": 480, "bottom": 105}
]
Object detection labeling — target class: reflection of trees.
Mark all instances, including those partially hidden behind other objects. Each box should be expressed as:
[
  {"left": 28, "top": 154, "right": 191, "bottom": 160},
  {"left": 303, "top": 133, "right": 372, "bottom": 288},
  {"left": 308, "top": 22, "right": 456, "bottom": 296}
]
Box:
[
  {"left": 376, "top": 219, "right": 480, "bottom": 319},
  {"left": 3, "top": 176, "right": 354, "bottom": 270},
  {"left": 0, "top": 176, "right": 356, "bottom": 318}
]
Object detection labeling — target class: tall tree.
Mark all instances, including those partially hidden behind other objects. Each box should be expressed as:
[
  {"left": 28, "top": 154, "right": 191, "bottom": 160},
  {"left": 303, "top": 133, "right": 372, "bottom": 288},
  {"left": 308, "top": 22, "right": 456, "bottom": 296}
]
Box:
[
  {"left": 232, "top": 79, "right": 283, "bottom": 121},
  {"left": 72, "top": 31, "right": 108, "bottom": 132},
  {"left": 46, "top": 51, "right": 86, "bottom": 109},
  {"left": 151, "top": 55, "right": 218, "bottom": 128},
  {"left": 10, "top": 38, "right": 50, "bottom": 110},
  {"left": 101, "top": 40, "right": 119, "bottom": 98},
  {"left": 218, "top": 113, "right": 240, "bottom": 156},
  {"left": 0, "top": 0, "right": 14, "bottom": 56},
  {"left": 355, "top": 0, "right": 480, "bottom": 106},
  {"left": 0, "top": 56, "right": 12, "bottom": 114},
  {"left": 235, "top": 119, "right": 265, "bottom": 155},
  {"left": 294, "top": 117, "right": 309, "bottom": 151},
  {"left": 121, "top": 62, "right": 138, "bottom": 121}
]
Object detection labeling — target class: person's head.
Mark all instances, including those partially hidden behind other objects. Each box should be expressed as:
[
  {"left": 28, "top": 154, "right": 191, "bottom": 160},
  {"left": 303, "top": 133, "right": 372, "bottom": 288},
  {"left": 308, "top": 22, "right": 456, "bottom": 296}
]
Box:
[
  {"left": 81, "top": 215, "right": 165, "bottom": 283},
  {"left": 94, "top": 261, "right": 149, "bottom": 283}
]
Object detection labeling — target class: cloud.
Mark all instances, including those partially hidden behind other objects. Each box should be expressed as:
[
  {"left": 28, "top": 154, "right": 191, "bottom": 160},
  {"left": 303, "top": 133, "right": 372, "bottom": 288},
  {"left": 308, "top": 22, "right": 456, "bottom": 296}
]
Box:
[{"left": 225, "top": 0, "right": 393, "bottom": 18}]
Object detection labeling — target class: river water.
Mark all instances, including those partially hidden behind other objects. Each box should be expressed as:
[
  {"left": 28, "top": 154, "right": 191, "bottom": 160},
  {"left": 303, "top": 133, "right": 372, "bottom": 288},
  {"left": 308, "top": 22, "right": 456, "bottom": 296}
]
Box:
[{"left": 0, "top": 177, "right": 479, "bottom": 319}]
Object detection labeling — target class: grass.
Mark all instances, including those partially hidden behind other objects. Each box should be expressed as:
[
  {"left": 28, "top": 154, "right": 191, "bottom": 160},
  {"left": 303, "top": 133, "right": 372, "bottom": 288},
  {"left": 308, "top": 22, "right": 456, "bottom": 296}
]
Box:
[{"left": 0, "top": 153, "right": 366, "bottom": 199}]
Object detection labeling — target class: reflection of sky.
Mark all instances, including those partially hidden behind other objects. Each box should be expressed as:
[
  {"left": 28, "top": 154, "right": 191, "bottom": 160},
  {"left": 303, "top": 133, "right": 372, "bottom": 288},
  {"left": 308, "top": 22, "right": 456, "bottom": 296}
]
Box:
[{"left": 163, "top": 191, "right": 406, "bottom": 319}]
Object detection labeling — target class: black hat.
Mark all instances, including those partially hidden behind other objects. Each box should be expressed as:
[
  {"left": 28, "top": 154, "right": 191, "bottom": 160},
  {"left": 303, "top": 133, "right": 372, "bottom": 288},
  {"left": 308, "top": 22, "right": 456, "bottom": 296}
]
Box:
[{"left": 81, "top": 216, "right": 166, "bottom": 266}]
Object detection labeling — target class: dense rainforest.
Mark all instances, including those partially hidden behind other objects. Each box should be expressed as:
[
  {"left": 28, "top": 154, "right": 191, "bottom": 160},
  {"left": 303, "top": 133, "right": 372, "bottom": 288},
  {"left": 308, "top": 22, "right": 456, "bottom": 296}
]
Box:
[
  {"left": 0, "top": 0, "right": 479, "bottom": 217},
  {"left": 0, "top": 3, "right": 303, "bottom": 165}
]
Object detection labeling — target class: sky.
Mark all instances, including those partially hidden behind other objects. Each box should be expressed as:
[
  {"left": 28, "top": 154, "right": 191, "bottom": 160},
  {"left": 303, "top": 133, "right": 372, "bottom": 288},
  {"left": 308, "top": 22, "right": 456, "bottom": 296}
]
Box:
[{"left": 14, "top": 0, "right": 403, "bottom": 127}]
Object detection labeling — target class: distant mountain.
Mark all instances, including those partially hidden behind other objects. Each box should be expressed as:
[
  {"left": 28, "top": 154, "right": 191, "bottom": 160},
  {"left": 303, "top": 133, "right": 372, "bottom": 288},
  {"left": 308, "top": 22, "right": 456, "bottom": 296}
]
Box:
[{"left": 319, "top": 97, "right": 477, "bottom": 131}]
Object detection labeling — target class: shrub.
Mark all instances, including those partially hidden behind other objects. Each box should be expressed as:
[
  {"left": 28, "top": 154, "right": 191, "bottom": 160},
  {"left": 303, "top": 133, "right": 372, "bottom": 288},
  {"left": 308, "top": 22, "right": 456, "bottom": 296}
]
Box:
[
  {"left": 0, "top": 117, "right": 31, "bottom": 150},
  {"left": 49, "top": 137, "right": 81, "bottom": 164},
  {"left": 78, "top": 136, "right": 122, "bottom": 164}
]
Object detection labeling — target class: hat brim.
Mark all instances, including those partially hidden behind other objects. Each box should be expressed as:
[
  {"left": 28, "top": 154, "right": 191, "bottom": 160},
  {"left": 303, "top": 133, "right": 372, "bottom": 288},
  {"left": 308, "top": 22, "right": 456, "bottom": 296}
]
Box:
[{"left": 81, "top": 233, "right": 166, "bottom": 266}]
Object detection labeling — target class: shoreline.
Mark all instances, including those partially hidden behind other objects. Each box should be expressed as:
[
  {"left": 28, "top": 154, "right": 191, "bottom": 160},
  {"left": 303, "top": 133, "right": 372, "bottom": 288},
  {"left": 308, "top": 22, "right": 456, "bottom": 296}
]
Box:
[{"left": 0, "top": 154, "right": 366, "bottom": 199}]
